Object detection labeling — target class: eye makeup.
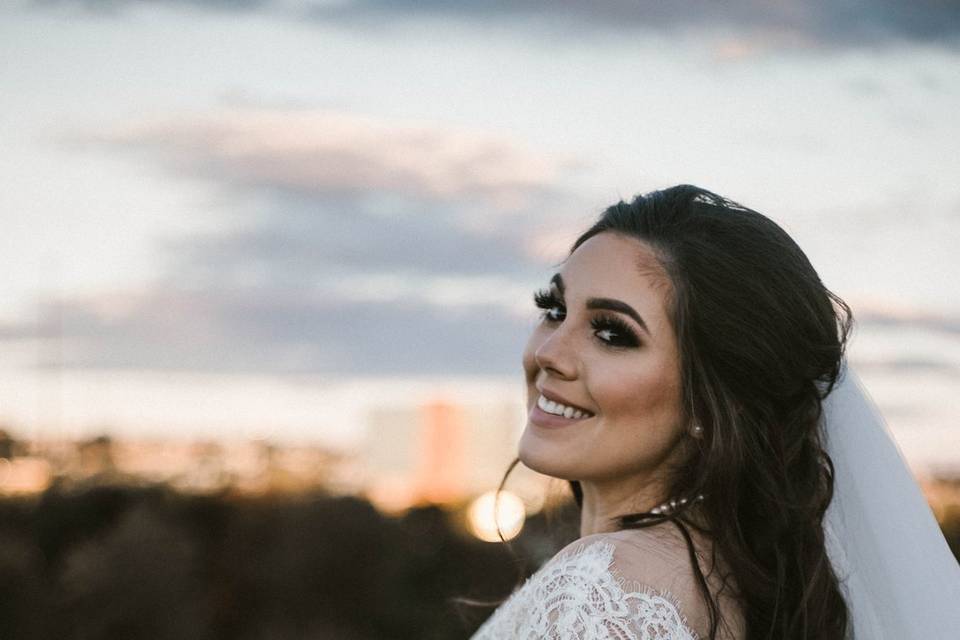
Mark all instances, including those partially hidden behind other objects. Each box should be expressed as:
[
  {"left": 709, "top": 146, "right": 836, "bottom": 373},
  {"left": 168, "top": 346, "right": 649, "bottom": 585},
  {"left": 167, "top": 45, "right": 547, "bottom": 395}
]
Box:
[
  {"left": 533, "top": 287, "right": 564, "bottom": 322},
  {"left": 532, "top": 287, "right": 641, "bottom": 349},
  {"left": 548, "top": 273, "right": 650, "bottom": 337},
  {"left": 590, "top": 312, "right": 640, "bottom": 348}
]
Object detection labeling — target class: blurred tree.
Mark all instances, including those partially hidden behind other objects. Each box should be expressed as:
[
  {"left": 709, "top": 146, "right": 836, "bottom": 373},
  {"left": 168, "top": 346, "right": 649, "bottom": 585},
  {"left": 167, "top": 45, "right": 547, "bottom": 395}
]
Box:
[
  {"left": 0, "top": 429, "right": 16, "bottom": 460},
  {"left": 14, "top": 478, "right": 956, "bottom": 639},
  {"left": 55, "top": 503, "right": 214, "bottom": 640},
  {"left": 0, "top": 531, "right": 49, "bottom": 640}
]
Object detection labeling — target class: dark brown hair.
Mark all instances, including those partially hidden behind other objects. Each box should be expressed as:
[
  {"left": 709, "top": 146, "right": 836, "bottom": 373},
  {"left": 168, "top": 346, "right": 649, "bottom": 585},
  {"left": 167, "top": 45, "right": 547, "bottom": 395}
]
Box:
[{"left": 487, "top": 185, "right": 852, "bottom": 639}]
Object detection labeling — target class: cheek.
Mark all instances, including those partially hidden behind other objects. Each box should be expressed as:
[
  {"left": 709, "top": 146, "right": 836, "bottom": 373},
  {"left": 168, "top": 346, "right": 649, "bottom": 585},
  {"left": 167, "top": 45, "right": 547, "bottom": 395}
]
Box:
[
  {"left": 600, "top": 358, "right": 680, "bottom": 417},
  {"left": 591, "top": 358, "right": 684, "bottom": 460}
]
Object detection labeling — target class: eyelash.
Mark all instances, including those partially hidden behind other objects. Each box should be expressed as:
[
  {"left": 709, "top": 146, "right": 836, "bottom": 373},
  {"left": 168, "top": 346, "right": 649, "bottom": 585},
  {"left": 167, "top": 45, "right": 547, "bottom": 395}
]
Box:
[{"left": 532, "top": 288, "right": 641, "bottom": 349}]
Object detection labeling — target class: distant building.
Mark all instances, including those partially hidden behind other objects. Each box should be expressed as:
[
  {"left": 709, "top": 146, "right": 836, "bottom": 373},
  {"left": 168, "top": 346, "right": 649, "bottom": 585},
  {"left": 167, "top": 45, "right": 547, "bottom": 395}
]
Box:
[
  {"left": 362, "top": 398, "right": 547, "bottom": 511},
  {"left": 0, "top": 457, "right": 52, "bottom": 494},
  {"left": 79, "top": 435, "right": 116, "bottom": 477},
  {"left": 0, "top": 429, "right": 15, "bottom": 460}
]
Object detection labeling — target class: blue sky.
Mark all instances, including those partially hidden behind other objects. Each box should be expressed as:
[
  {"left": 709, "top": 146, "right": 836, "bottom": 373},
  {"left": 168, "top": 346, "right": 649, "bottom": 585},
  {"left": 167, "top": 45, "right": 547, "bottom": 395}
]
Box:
[{"left": 1, "top": 1, "right": 958, "bottom": 467}]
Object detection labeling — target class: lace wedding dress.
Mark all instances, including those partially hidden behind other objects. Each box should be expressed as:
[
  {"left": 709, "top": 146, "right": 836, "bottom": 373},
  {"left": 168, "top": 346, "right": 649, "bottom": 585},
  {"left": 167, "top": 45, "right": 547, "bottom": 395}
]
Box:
[{"left": 470, "top": 528, "right": 741, "bottom": 640}]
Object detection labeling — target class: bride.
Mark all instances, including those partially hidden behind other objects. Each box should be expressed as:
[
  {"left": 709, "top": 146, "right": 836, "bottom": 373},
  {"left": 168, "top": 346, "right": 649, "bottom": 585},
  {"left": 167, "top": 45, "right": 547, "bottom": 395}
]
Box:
[{"left": 469, "top": 185, "right": 960, "bottom": 639}]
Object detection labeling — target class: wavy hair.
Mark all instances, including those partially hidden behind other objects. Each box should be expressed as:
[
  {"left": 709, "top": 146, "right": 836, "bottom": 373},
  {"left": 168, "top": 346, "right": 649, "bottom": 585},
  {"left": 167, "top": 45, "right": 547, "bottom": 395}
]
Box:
[{"left": 481, "top": 185, "right": 853, "bottom": 640}]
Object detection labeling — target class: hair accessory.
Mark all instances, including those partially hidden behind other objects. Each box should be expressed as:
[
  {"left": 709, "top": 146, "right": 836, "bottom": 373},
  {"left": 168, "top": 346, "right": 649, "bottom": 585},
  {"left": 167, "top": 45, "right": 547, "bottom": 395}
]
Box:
[{"left": 650, "top": 493, "right": 705, "bottom": 515}]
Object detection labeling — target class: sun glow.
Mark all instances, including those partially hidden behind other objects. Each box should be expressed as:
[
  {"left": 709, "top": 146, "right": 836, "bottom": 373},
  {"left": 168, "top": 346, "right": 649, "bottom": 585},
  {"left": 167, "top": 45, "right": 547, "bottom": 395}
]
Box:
[{"left": 466, "top": 489, "right": 526, "bottom": 542}]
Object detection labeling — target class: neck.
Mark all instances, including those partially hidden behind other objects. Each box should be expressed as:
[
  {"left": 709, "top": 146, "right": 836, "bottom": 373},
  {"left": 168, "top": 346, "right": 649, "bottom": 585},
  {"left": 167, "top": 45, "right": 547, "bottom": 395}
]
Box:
[{"left": 578, "top": 473, "right": 668, "bottom": 538}]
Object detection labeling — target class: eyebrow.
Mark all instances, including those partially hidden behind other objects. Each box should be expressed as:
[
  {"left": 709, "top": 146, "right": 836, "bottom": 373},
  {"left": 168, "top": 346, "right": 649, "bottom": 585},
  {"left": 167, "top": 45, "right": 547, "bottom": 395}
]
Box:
[{"left": 550, "top": 273, "right": 651, "bottom": 336}]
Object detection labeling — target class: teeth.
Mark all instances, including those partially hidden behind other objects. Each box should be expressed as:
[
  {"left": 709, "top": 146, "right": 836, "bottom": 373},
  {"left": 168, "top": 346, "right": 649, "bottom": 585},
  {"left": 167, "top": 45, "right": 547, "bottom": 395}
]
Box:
[{"left": 537, "top": 394, "right": 593, "bottom": 419}]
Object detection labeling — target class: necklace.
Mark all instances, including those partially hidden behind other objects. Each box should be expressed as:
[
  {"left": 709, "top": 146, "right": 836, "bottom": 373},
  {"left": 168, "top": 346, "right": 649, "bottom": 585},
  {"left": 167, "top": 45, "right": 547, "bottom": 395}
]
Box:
[{"left": 649, "top": 493, "right": 705, "bottom": 515}]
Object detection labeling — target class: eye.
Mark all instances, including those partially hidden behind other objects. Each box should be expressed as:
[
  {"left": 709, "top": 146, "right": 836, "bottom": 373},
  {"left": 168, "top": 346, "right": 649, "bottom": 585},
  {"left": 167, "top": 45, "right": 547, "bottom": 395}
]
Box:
[
  {"left": 591, "top": 313, "right": 641, "bottom": 348},
  {"left": 533, "top": 288, "right": 565, "bottom": 323}
]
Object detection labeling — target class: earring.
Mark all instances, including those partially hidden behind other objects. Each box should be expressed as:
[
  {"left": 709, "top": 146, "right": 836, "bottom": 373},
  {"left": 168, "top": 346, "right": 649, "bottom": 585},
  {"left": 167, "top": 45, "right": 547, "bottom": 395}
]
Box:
[{"left": 690, "top": 423, "right": 704, "bottom": 438}]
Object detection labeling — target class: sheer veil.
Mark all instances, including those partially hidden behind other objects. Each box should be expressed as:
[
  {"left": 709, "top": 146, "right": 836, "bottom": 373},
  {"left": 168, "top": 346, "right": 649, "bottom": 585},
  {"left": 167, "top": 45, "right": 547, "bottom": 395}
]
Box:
[{"left": 822, "top": 362, "right": 960, "bottom": 639}]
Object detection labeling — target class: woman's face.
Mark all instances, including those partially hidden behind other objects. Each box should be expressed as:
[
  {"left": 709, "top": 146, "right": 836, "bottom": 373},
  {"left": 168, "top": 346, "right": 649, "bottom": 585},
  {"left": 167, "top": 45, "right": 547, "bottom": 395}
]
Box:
[{"left": 519, "top": 231, "right": 688, "bottom": 485}]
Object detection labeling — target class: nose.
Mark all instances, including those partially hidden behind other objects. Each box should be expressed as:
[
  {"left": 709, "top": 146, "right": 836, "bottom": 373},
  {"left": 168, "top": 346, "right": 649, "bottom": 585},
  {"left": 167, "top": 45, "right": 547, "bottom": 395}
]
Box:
[{"left": 534, "top": 326, "right": 578, "bottom": 381}]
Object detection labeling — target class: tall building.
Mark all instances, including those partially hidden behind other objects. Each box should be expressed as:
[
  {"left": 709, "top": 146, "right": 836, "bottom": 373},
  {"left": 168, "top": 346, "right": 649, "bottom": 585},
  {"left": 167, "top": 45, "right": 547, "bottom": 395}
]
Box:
[{"left": 363, "top": 397, "right": 533, "bottom": 511}]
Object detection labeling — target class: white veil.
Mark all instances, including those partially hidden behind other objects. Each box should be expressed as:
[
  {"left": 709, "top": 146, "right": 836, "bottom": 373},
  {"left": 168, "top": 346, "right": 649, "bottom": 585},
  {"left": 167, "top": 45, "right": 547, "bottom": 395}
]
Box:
[{"left": 822, "top": 362, "right": 960, "bottom": 639}]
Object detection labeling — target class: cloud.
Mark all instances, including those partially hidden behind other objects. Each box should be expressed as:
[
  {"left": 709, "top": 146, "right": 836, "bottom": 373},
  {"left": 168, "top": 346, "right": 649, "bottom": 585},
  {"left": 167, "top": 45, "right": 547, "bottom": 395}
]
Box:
[
  {"left": 85, "top": 108, "right": 583, "bottom": 282},
  {"left": 6, "top": 286, "right": 534, "bottom": 375},
  {"left": 2, "top": 108, "right": 583, "bottom": 375},
  {"left": 93, "top": 109, "right": 569, "bottom": 212},
  {"left": 32, "top": 0, "right": 271, "bottom": 12},
  {"left": 88, "top": 106, "right": 582, "bottom": 285},
  {"left": 845, "top": 301, "right": 960, "bottom": 377},
  {"left": 316, "top": 1, "right": 960, "bottom": 46},
  {"left": 852, "top": 357, "right": 960, "bottom": 377},
  {"left": 32, "top": 0, "right": 960, "bottom": 45},
  {"left": 854, "top": 304, "right": 960, "bottom": 336},
  {"left": 158, "top": 194, "right": 572, "bottom": 298},
  {"left": 16, "top": 105, "right": 960, "bottom": 377}
]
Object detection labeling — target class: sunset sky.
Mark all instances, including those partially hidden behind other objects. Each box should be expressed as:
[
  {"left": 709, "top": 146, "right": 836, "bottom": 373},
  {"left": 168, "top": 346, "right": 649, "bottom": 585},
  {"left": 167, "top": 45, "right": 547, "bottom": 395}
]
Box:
[{"left": 1, "top": 1, "right": 958, "bottom": 470}]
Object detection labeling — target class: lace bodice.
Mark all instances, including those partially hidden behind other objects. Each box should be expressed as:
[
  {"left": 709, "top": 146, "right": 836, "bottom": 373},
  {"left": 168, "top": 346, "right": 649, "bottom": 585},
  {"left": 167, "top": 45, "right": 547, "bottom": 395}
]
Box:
[{"left": 470, "top": 537, "right": 702, "bottom": 640}]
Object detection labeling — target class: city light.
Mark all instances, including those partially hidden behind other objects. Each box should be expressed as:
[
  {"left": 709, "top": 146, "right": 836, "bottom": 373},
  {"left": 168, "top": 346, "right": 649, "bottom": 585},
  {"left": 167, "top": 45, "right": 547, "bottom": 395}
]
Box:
[{"left": 466, "top": 489, "right": 526, "bottom": 542}]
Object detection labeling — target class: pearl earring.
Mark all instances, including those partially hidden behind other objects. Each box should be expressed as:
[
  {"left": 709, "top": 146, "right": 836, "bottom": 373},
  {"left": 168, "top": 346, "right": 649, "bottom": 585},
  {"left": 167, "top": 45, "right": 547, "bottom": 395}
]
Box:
[{"left": 691, "top": 423, "right": 704, "bottom": 437}]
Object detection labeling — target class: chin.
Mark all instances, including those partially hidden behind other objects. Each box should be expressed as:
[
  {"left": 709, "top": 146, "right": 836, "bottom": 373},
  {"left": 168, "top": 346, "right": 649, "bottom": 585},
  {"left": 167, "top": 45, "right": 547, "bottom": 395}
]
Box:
[{"left": 518, "top": 427, "right": 578, "bottom": 481}]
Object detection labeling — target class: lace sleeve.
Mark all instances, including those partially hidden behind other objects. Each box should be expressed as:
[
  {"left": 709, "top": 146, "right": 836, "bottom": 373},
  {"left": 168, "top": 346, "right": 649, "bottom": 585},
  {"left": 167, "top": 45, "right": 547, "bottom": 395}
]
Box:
[{"left": 471, "top": 538, "right": 701, "bottom": 640}]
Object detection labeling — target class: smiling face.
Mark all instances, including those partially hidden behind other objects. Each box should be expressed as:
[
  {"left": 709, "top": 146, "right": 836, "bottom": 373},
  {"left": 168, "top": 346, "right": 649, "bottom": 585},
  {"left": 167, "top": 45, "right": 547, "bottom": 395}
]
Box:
[{"left": 519, "top": 231, "right": 689, "bottom": 487}]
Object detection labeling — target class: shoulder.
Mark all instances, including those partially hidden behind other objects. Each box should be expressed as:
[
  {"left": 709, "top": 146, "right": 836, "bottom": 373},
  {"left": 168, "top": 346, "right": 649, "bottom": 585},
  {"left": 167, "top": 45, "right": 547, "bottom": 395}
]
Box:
[
  {"left": 471, "top": 527, "right": 740, "bottom": 640},
  {"left": 549, "top": 527, "right": 743, "bottom": 640},
  {"left": 551, "top": 526, "right": 703, "bottom": 592},
  {"left": 530, "top": 528, "right": 702, "bottom": 638}
]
